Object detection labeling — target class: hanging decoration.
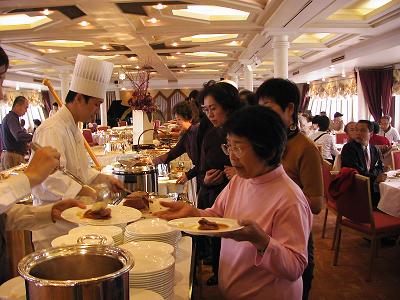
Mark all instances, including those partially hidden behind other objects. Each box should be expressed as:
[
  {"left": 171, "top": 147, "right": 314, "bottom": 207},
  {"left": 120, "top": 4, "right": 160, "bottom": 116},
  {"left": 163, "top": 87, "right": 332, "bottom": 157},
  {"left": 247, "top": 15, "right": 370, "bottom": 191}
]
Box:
[
  {"left": 393, "top": 69, "right": 400, "bottom": 95},
  {"left": 309, "top": 77, "right": 357, "bottom": 98},
  {"left": 2, "top": 87, "right": 44, "bottom": 107}
]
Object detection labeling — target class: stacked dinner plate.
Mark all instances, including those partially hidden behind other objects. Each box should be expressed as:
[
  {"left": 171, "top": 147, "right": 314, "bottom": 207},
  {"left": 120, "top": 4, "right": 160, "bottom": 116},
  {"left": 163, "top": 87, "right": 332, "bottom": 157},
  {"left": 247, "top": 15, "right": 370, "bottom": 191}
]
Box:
[
  {"left": 69, "top": 225, "right": 124, "bottom": 245},
  {"left": 51, "top": 233, "right": 114, "bottom": 247},
  {"left": 126, "top": 248, "right": 175, "bottom": 300},
  {"left": 120, "top": 240, "right": 175, "bottom": 258},
  {"left": 124, "top": 218, "right": 181, "bottom": 249}
]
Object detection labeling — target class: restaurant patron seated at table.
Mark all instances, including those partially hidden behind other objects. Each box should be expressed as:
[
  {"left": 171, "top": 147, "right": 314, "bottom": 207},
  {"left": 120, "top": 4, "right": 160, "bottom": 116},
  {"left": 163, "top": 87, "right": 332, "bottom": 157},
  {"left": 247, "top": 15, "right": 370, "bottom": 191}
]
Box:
[{"left": 155, "top": 106, "right": 312, "bottom": 300}]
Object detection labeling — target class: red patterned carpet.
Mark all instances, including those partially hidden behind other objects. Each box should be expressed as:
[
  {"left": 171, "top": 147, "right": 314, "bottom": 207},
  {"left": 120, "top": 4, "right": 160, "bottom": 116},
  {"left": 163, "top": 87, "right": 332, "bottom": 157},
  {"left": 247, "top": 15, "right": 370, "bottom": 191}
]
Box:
[{"left": 197, "top": 208, "right": 400, "bottom": 300}]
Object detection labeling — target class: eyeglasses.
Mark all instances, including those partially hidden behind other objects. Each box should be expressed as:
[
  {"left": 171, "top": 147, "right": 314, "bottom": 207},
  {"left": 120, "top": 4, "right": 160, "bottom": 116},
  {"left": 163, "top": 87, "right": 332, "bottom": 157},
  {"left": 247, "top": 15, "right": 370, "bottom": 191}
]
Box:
[
  {"left": 201, "top": 105, "right": 217, "bottom": 115},
  {"left": 221, "top": 143, "right": 246, "bottom": 158}
]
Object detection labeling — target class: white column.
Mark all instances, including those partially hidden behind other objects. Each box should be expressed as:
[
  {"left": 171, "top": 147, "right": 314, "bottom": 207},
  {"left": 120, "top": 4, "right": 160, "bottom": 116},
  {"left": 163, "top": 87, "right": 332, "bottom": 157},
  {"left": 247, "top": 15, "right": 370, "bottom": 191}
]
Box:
[
  {"left": 272, "top": 35, "right": 289, "bottom": 79},
  {"left": 100, "top": 93, "right": 108, "bottom": 126},
  {"left": 244, "top": 66, "right": 253, "bottom": 91},
  {"left": 59, "top": 71, "right": 71, "bottom": 103},
  {"left": 114, "top": 87, "right": 121, "bottom": 100}
]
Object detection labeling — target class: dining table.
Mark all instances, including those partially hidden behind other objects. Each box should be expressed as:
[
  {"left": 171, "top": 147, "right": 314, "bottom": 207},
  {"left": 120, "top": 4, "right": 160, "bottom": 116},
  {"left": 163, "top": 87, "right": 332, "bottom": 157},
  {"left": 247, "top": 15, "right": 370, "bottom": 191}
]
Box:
[{"left": 378, "top": 171, "right": 400, "bottom": 218}]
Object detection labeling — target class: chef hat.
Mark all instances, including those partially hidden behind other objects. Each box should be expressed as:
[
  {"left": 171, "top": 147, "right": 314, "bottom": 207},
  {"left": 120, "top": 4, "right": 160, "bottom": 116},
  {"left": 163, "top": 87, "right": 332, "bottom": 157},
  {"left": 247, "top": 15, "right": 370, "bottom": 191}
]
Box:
[
  {"left": 219, "top": 79, "right": 238, "bottom": 90},
  {"left": 69, "top": 54, "right": 114, "bottom": 99}
]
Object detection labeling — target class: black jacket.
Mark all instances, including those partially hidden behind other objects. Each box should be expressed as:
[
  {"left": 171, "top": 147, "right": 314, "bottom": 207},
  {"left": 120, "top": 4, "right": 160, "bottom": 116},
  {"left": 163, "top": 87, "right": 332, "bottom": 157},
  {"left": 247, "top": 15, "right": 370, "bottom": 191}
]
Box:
[{"left": 341, "top": 140, "right": 384, "bottom": 184}]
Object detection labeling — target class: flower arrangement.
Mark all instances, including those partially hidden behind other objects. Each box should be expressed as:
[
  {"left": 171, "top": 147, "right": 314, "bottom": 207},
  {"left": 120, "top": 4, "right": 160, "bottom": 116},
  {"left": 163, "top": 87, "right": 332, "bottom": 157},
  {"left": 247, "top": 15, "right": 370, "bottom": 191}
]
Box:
[{"left": 120, "top": 64, "right": 157, "bottom": 113}]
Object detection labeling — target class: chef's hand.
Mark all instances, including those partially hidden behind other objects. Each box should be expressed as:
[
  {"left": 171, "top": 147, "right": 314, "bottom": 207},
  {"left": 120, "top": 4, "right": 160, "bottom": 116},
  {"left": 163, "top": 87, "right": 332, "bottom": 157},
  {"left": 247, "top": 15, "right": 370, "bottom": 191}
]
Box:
[
  {"left": 204, "top": 169, "right": 224, "bottom": 186},
  {"left": 176, "top": 173, "right": 188, "bottom": 184},
  {"left": 25, "top": 146, "right": 60, "bottom": 187},
  {"left": 51, "top": 199, "right": 86, "bottom": 221},
  {"left": 223, "top": 166, "right": 237, "bottom": 181},
  {"left": 153, "top": 201, "right": 200, "bottom": 221},
  {"left": 94, "top": 174, "right": 125, "bottom": 192},
  {"left": 219, "top": 219, "right": 270, "bottom": 252}
]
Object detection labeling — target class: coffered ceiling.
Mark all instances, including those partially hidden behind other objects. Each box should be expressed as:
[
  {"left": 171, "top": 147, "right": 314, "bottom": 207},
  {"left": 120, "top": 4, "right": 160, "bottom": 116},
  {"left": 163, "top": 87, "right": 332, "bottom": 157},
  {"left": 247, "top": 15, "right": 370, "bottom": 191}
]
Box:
[{"left": 0, "top": 0, "right": 399, "bottom": 89}]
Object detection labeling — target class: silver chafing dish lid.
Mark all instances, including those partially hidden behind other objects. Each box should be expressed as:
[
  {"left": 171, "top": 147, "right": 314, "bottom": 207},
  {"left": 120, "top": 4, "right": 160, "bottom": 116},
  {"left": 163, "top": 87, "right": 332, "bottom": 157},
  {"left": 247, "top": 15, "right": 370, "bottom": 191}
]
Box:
[{"left": 112, "top": 159, "right": 155, "bottom": 174}]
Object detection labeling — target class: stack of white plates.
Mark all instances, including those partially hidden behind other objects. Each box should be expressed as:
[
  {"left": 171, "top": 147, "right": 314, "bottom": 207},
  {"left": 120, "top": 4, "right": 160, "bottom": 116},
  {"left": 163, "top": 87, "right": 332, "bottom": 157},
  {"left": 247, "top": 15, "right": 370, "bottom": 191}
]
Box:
[
  {"left": 130, "top": 288, "right": 163, "bottom": 300},
  {"left": 51, "top": 233, "right": 114, "bottom": 247},
  {"left": 128, "top": 248, "right": 175, "bottom": 300},
  {"left": 69, "top": 225, "right": 124, "bottom": 245},
  {"left": 124, "top": 218, "right": 180, "bottom": 249},
  {"left": 120, "top": 240, "right": 175, "bottom": 257}
]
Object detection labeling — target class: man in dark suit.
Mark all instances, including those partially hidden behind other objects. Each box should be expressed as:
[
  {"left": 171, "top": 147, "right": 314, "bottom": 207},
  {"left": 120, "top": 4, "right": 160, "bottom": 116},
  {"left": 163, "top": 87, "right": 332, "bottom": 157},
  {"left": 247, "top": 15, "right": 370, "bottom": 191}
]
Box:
[{"left": 341, "top": 120, "right": 386, "bottom": 206}]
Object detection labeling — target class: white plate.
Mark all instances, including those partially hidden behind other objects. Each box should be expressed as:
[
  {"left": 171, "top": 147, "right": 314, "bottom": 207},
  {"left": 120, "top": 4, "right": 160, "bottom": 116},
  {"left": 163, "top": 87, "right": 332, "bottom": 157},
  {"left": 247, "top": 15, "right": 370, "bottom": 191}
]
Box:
[
  {"left": 168, "top": 217, "right": 243, "bottom": 236},
  {"left": 125, "top": 218, "right": 176, "bottom": 235},
  {"left": 131, "top": 252, "right": 174, "bottom": 274},
  {"left": 130, "top": 289, "right": 163, "bottom": 300},
  {"left": 0, "top": 276, "right": 26, "bottom": 300},
  {"left": 69, "top": 225, "right": 123, "bottom": 236},
  {"left": 120, "top": 241, "right": 174, "bottom": 256},
  {"left": 61, "top": 205, "right": 142, "bottom": 226}
]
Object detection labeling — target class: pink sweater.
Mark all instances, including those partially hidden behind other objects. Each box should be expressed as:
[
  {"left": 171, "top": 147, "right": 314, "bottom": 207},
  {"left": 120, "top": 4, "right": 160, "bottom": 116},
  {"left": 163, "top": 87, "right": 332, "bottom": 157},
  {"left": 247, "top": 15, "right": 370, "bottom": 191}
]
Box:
[{"left": 201, "top": 165, "right": 312, "bottom": 300}]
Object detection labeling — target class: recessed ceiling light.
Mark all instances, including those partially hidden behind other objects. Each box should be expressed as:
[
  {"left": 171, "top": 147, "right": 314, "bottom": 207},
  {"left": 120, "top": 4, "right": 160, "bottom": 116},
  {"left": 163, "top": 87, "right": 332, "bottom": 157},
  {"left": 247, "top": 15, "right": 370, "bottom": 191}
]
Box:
[
  {"left": 0, "top": 14, "right": 52, "bottom": 30},
  {"left": 185, "top": 51, "right": 227, "bottom": 57},
  {"left": 129, "top": 56, "right": 137, "bottom": 60},
  {"left": 176, "top": 52, "right": 181, "bottom": 55},
  {"left": 78, "top": 21, "right": 90, "bottom": 27},
  {"left": 181, "top": 64, "right": 186, "bottom": 68},
  {"left": 153, "top": 3, "right": 167, "bottom": 10},
  {"left": 101, "top": 44, "right": 108, "bottom": 50},
  {"left": 30, "top": 40, "right": 93, "bottom": 47},
  {"left": 147, "top": 18, "right": 159, "bottom": 24},
  {"left": 41, "top": 9, "right": 52, "bottom": 16},
  {"left": 172, "top": 42, "right": 178, "bottom": 47},
  {"left": 172, "top": 5, "right": 250, "bottom": 21},
  {"left": 135, "top": 66, "right": 140, "bottom": 69}
]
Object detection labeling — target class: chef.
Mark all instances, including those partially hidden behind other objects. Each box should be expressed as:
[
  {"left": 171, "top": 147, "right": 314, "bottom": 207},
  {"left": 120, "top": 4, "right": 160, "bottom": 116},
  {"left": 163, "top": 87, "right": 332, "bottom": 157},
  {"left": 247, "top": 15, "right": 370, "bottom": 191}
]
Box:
[{"left": 31, "top": 54, "right": 124, "bottom": 249}]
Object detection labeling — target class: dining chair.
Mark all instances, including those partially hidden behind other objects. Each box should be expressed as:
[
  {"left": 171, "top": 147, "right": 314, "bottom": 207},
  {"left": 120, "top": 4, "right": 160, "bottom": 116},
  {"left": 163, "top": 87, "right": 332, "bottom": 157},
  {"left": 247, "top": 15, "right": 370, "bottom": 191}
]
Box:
[
  {"left": 335, "top": 133, "right": 347, "bottom": 144},
  {"left": 82, "top": 129, "right": 95, "bottom": 146},
  {"left": 391, "top": 150, "right": 400, "bottom": 170},
  {"left": 332, "top": 174, "right": 400, "bottom": 281}
]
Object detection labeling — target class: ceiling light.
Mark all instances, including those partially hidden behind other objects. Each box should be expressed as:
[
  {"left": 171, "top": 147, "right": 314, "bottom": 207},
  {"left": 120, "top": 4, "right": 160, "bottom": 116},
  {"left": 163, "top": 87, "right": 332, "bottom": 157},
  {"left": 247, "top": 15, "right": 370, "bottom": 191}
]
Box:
[
  {"left": 119, "top": 72, "right": 126, "bottom": 80},
  {"left": 121, "top": 87, "right": 126, "bottom": 90},
  {"left": 0, "top": 14, "right": 52, "bottom": 31},
  {"left": 185, "top": 51, "right": 227, "bottom": 57},
  {"left": 88, "top": 55, "right": 119, "bottom": 60},
  {"left": 172, "top": 5, "right": 250, "bottom": 21},
  {"left": 101, "top": 44, "right": 108, "bottom": 50},
  {"left": 341, "top": 71, "right": 346, "bottom": 78},
  {"left": 181, "top": 34, "right": 238, "bottom": 43},
  {"left": 176, "top": 52, "right": 181, "bottom": 55},
  {"left": 188, "top": 61, "right": 222, "bottom": 66},
  {"left": 147, "top": 18, "right": 159, "bottom": 24},
  {"left": 135, "top": 66, "right": 140, "bottom": 69},
  {"left": 16, "top": 84, "right": 20, "bottom": 91},
  {"left": 329, "top": 65, "right": 335, "bottom": 71},
  {"left": 41, "top": 9, "right": 52, "bottom": 16},
  {"left": 153, "top": 3, "right": 167, "bottom": 10},
  {"left": 30, "top": 40, "right": 93, "bottom": 47},
  {"left": 172, "top": 42, "right": 178, "bottom": 47},
  {"left": 129, "top": 56, "right": 137, "bottom": 60},
  {"left": 322, "top": 76, "right": 326, "bottom": 82},
  {"left": 181, "top": 64, "right": 186, "bottom": 68},
  {"left": 79, "top": 21, "right": 90, "bottom": 27}
]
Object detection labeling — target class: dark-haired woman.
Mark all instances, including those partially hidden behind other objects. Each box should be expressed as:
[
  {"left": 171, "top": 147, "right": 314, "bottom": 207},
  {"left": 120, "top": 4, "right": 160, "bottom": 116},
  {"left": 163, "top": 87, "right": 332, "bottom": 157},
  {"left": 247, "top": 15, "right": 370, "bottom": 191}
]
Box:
[
  {"left": 153, "top": 101, "right": 199, "bottom": 184},
  {"left": 257, "top": 78, "right": 323, "bottom": 300},
  {"left": 197, "top": 81, "right": 242, "bottom": 285},
  {"left": 309, "top": 115, "right": 338, "bottom": 163},
  {"left": 155, "top": 106, "right": 312, "bottom": 299}
]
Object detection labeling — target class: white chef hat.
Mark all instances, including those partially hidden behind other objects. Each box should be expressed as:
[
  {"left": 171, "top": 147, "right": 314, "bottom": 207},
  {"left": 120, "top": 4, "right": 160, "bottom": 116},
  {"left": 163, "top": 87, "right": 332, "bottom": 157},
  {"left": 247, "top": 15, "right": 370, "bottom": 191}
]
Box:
[
  {"left": 69, "top": 54, "right": 114, "bottom": 99},
  {"left": 219, "top": 79, "right": 238, "bottom": 90}
]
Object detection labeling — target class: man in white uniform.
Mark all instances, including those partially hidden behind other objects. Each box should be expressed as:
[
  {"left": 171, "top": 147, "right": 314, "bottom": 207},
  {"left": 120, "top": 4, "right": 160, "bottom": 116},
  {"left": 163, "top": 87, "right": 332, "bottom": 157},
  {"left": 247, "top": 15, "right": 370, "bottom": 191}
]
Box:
[
  {"left": 31, "top": 55, "right": 124, "bottom": 249},
  {"left": 379, "top": 115, "right": 400, "bottom": 144}
]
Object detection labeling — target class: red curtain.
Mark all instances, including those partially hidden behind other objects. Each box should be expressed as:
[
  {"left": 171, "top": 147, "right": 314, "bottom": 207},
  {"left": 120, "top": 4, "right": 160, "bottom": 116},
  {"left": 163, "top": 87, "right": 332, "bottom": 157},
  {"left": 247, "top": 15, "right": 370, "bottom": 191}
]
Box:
[
  {"left": 359, "top": 68, "right": 393, "bottom": 121},
  {"left": 300, "top": 83, "right": 310, "bottom": 111}
]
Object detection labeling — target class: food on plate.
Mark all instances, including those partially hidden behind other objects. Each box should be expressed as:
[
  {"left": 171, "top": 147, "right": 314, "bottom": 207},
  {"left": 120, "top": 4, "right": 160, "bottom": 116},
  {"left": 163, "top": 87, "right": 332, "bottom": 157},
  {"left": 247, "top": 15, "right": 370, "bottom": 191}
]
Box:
[
  {"left": 123, "top": 191, "right": 151, "bottom": 210},
  {"left": 198, "top": 218, "right": 228, "bottom": 230},
  {"left": 82, "top": 207, "right": 111, "bottom": 220}
]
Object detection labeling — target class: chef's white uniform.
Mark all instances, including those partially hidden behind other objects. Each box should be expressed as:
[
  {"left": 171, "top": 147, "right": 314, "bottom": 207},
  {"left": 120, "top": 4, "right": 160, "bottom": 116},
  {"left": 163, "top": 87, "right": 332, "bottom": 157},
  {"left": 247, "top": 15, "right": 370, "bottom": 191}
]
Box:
[{"left": 31, "top": 106, "right": 99, "bottom": 249}]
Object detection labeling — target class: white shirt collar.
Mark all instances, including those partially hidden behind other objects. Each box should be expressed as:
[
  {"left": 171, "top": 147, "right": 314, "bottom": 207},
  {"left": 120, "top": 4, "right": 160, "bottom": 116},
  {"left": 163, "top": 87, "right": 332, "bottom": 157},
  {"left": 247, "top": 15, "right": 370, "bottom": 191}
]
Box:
[{"left": 58, "top": 106, "right": 81, "bottom": 139}]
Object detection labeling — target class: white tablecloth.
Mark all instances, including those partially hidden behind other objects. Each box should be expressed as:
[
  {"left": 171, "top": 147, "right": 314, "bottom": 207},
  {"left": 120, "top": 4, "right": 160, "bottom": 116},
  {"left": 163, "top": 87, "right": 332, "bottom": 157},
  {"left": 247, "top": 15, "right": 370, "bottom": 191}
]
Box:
[{"left": 378, "top": 176, "right": 400, "bottom": 218}]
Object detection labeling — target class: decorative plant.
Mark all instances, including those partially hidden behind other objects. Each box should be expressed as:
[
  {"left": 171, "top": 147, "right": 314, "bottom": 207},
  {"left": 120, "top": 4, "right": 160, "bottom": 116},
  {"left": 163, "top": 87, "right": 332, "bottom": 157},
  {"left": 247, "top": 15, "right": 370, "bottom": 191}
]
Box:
[{"left": 120, "top": 64, "right": 157, "bottom": 113}]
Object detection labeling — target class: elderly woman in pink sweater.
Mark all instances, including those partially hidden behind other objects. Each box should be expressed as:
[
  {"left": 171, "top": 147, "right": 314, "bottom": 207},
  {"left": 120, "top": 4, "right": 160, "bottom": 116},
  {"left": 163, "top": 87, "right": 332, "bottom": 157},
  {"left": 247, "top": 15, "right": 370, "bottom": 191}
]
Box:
[{"left": 155, "top": 106, "right": 312, "bottom": 300}]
